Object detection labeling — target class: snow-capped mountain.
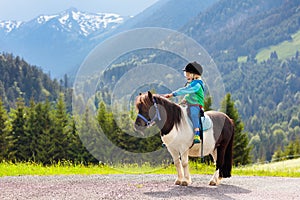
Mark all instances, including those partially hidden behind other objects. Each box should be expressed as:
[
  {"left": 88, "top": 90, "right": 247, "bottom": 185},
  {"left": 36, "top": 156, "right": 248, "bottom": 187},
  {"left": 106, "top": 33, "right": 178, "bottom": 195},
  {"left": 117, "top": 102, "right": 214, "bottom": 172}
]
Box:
[
  {"left": 33, "top": 8, "right": 124, "bottom": 37},
  {"left": 0, "top": 20, "right": 23, "bottom": 33},
  {"left": 1, "top": 8, "right": 124, "bottom": 36},
  {"left": 0, "top": 8, "right": 126, "bottom": 77},
  {"left": 0, "top": 1, "right": 217, "bottom": 78}
]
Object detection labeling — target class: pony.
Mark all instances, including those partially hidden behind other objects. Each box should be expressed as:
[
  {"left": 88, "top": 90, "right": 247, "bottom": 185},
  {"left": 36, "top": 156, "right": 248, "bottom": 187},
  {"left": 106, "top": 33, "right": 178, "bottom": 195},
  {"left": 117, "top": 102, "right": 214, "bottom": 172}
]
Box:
[{"left": 134, "top": 91, "right": 234, "bottom": 186}]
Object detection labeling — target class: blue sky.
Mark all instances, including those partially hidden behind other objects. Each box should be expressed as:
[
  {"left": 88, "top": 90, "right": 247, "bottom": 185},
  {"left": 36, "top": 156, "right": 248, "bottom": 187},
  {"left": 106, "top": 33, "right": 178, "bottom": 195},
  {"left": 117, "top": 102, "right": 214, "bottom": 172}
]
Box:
[{"left": 0, "top": 0, "right": 159, "bottom": 21}]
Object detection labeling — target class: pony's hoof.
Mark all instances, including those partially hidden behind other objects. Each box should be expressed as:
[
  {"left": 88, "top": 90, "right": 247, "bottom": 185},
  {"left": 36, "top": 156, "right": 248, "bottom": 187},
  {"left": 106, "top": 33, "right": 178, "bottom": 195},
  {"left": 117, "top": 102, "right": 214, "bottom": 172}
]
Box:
[
  {"left": 180, "top": 181, "right": 188, "bottom": 186},
  {"left": 175, "top": 180, "right": 181, "bottom": 185},
  {"left": 209, "top": 181, "right": 217, "bottom": 186}
]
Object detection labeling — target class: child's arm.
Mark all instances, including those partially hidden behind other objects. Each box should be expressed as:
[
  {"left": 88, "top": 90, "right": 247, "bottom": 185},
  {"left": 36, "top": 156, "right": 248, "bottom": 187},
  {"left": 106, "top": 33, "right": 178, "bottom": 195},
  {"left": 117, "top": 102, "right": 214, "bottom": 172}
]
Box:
[{"left": 172, "top": 82, "right": 201, "bottom": 97}]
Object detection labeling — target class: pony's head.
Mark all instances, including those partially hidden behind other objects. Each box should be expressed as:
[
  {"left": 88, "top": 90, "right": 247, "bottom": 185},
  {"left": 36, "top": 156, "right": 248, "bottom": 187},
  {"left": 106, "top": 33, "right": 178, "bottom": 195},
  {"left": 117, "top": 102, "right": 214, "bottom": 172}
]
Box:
[
  {"left": 134, "top": 91, "right": 158, "bottom": 131},
  {"left": 134, "top": 91, "right": 182, "bottom": 136}
]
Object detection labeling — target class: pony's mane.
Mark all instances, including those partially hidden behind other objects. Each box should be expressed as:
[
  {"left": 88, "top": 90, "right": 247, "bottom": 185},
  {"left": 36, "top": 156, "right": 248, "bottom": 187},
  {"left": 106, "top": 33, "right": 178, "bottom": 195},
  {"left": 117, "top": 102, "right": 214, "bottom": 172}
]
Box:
[
  {"left": 135, "top": 93, "right": 153, "bottom": 109},
  {"left": 152, "top": 94, "right": 181, "bottom": 113},
  {"left": 136, "top": 92, "right": 183, "bottom": 136}
]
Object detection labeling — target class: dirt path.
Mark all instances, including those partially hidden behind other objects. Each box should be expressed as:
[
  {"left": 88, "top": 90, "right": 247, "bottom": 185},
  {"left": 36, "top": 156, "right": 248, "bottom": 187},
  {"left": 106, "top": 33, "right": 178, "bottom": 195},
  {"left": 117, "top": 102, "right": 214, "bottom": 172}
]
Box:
[{"left": 1, "top": 174, "right": 299, "bottom": 199}]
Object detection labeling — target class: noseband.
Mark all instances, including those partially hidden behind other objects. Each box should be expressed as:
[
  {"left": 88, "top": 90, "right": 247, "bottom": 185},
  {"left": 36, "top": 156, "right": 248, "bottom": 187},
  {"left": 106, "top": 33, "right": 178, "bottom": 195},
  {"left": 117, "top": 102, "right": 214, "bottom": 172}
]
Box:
[{"left": 137, "top": 97, "right": 161, "bottom": 127}]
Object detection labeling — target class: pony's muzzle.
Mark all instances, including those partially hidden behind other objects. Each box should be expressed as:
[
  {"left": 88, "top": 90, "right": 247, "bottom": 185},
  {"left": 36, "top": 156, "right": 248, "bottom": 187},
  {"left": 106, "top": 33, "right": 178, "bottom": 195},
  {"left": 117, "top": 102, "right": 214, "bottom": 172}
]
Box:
[
  {"left": 134, "top": 116, "right": 146, "bottom": 128},
  {"left": 133, "top": 120, "right": 146, "bottom": 135}
]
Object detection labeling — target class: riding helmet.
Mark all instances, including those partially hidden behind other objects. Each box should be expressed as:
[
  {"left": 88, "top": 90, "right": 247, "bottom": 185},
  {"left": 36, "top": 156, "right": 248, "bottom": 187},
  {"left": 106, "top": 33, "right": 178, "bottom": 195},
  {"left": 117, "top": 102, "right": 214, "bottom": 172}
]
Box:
[{"left": 183, "top": 61, "right": 203, "bottom": 75}]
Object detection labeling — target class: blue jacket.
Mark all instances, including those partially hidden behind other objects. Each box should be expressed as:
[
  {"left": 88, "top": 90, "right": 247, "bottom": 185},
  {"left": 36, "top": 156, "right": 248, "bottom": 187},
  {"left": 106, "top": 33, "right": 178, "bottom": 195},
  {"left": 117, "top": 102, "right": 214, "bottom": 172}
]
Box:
[{"left": 172, "top": 79, "right": 204, "bottom": 106}]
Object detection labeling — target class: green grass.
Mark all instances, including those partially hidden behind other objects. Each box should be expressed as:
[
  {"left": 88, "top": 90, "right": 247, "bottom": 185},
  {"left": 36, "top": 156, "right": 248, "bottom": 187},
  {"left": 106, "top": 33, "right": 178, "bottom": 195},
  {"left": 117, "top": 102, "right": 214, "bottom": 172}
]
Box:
[
  {"left": 233, "top": 158, "right": 300, "bottom": 177},
  {"left": 0, "top": 161, "right": 119, "bottom": 176},
  {"left": 255, "top": 30, "right": 300, "bottom": 62},
  {"left": 0, "top": 158, "right": 299, "bottom": 177},
  {"left": 237, "top": 56, "right": 248, "bottom": 63}
]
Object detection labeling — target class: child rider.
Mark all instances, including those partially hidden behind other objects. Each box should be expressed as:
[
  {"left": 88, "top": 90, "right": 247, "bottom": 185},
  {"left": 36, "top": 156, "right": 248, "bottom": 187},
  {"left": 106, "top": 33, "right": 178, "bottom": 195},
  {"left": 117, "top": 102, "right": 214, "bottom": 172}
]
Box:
[{"left": 164, "top": 61, "right": 205, "bottom": 144}]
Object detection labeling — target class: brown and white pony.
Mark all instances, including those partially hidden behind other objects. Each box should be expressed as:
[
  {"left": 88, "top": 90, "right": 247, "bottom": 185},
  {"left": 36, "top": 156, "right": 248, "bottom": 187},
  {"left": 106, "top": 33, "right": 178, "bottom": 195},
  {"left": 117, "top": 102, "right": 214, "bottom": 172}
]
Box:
[{"left": 134, "top": 91, "right": 234, "bottom": 186}]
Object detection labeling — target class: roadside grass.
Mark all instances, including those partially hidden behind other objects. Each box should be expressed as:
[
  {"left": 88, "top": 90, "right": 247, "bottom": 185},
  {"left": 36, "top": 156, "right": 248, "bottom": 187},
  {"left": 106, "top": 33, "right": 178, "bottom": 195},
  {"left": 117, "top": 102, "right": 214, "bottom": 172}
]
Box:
[
  {"left": 0, "top": 161, "right": 119, "bottom": 176},
  {"left": 1, "top": 158, "right": 299, "bottom": 177},
  {"left": 233, "top": 158, "right": 300, "bottom": 177}
]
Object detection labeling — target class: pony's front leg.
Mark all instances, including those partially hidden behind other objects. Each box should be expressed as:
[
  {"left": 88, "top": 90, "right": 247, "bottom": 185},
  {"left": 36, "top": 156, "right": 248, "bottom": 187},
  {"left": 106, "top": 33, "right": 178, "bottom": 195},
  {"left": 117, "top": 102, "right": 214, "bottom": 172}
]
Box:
[
  {"left": 180, "top": 151, "right": 191, "bottom": 186},
  {"left": 173, "top": 157, "right": 184, "bottom": 185}
]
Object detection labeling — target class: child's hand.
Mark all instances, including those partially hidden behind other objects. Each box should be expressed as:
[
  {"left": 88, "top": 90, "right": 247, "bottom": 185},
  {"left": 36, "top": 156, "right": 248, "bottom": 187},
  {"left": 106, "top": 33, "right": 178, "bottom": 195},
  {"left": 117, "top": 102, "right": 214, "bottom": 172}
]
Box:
[
  {"left": 180, "top": 99, "right": 187, "bottom": 105},
  {"left": 164, "top": 93, "right": 173, "bottom": 98}
]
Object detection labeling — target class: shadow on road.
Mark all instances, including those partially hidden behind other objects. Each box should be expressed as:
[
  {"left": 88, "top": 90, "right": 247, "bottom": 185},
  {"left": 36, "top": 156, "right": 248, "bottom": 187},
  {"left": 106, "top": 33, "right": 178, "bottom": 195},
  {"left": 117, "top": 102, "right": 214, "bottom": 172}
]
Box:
[{"left": 144, "top": 184, "right": 251, "bottom": 199}]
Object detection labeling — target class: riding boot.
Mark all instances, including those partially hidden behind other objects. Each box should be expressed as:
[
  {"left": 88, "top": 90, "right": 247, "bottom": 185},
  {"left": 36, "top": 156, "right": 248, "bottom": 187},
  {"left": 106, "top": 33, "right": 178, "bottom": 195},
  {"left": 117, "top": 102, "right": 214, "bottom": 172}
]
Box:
[{"left": 194, "top": 130, "right": 201, "bottom": 143}]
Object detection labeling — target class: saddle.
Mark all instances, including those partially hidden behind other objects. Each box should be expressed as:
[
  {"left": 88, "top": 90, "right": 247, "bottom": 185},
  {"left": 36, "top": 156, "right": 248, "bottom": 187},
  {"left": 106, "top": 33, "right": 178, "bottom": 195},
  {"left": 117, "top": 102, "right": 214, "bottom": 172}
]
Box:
[
  {"left": 201, "top": 113, "right": 212, "bottom": 131},
  {"left": 184, "top": 108, "right": 213, "bottom": 158},
  {"left": 186, "top": 112, "right": 212, "bottom": 131},
  {"left": 183, "top": 105, "right": 212, "bottom": 131}
]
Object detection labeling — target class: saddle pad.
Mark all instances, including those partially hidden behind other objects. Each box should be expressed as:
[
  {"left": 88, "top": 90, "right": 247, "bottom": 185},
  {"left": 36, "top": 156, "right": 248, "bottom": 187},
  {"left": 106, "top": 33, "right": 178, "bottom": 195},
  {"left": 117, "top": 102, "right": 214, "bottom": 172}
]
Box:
[
  {"left": 201, "top": 113, "right": 212, "bottom": 131},
  {"left": 189, "top": 143, "right": 201, "bottom": 157}
]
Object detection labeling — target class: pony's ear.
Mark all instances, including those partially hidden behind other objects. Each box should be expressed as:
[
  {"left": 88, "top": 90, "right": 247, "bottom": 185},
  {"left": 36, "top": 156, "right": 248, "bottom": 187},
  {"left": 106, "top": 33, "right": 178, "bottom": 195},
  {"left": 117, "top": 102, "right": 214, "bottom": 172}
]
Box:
[{"left": 147, "top": 91, "right": 153, "bottom": 100}]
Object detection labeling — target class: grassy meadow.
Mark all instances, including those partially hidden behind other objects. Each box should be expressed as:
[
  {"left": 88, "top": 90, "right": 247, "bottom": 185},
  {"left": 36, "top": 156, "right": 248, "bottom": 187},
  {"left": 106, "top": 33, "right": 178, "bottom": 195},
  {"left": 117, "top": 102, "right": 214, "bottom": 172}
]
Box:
[
  {"left": 255, "top": 30, "right": 300, "bottom": 62},
  {"left": 237, "top": 30, "right": 300, "bottom": 63},
  {"left": 1, "top": 158, "right": 299, "bottom": 177}
]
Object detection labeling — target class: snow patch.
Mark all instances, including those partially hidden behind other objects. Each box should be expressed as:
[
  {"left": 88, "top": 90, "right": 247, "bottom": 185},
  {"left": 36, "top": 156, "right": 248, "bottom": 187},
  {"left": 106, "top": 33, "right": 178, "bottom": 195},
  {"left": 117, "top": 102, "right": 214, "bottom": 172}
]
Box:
[{"left": 0, "top": 20, "right": 23, "bottom": 32}]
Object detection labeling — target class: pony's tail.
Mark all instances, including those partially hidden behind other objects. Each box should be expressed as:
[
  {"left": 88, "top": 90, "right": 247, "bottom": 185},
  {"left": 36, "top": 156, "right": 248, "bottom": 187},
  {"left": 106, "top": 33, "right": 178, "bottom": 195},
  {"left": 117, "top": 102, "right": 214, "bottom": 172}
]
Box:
[{"left": 221, "top": 120, "right": 234, "bottom": 178}]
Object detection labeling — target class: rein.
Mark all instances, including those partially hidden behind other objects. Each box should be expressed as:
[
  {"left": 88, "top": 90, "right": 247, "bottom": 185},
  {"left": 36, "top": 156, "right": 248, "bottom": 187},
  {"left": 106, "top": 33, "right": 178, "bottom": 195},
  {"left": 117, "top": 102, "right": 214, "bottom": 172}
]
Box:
[{"left": 137, "top": 97, "right": 161, "bottom": 127}]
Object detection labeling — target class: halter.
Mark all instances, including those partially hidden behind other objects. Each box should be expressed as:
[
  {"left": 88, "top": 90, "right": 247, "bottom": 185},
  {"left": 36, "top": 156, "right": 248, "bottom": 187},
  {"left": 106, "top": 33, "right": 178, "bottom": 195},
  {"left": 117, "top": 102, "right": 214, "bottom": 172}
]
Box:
[{"left": 137, "top": 97, "right": 161, "bottom": 127}]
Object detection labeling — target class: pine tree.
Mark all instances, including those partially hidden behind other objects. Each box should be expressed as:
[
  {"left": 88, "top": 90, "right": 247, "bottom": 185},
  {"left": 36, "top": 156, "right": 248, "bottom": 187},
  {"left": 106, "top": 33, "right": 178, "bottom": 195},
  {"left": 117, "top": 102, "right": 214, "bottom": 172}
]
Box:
[
  {"left": 283, "top": 136, "right": 300, "bottom": 159},
  {"left": 34, "top": 100, "right": 53, "bottom": 164},
  {"left": 270, "top": 51, "right": 278, "bottom": 60},
  {"left": 96, "top": 101, "right": 120, "bottom": 162},
  {"left": 79, "top": 107, "right": 102, "bottom": 164},
  {"left": 97, "top": 101, "right": 115, "bottom": 135},
  {"left": 50, "top": 93, "right": 69, "bottom": 162},
  {"left": 65, "top": 116, "right": 93, "bottom": 163},
  {"left": 220, "top": 93, "right": 251, "bottom": 166},
  {"left": 24, "top": 99, "right": 39, "bottom": 162},
  {"left": 10, "top": 98, "right": 29, "bottom": 161},
  {"left": 0, "top": 98, "right": 11, "bottom": 161},
  {"left": 0, "top": 81, "right": 9, "bottom": 108},
  {"left": 204, "top": 95, "right": 213, "bottom": 111}
]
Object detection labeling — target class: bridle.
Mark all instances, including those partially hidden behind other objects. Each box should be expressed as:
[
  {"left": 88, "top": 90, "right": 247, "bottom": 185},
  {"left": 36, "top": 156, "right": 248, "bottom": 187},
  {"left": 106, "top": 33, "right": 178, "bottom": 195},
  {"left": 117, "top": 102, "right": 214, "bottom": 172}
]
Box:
[{"left": 137, "top": 97, "right": 161, "bottom": 127}]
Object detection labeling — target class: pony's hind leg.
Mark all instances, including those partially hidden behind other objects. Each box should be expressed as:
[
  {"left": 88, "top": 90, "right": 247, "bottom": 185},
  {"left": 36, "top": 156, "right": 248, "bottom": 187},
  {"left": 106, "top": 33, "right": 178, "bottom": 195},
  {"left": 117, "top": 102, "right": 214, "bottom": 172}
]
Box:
[
  {"left": 209, "top": 169, "right": 222, "bottom": 186},
  {"left": 209, "top": 150, "right": 221, "bottom": 185},
  {"left": 209, "top": 146, "right": 226, "bottom": 186}
]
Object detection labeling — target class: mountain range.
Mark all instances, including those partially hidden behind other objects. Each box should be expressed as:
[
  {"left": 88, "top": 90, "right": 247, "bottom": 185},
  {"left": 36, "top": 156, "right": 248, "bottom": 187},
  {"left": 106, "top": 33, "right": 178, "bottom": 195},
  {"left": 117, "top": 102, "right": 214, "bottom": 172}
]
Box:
[
  {"left": 1, "top": 0, "right": 298, "bottom": 89},
  {"left": 1, "top": 0, "right": 299, "bottom": 78},
  {"left": 0, "top": 0, "right": 220, "bottom": 77},
  {"left": 0, "top": 7, "right": 125, "bottom": 77}
]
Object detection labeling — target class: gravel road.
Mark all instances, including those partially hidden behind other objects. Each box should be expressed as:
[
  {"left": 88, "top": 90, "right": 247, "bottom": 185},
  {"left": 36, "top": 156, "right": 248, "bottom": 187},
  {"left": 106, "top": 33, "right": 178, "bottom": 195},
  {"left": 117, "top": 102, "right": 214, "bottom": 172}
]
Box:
[{"left": 1, "top": 174, "right": 299, "bottom": 200}]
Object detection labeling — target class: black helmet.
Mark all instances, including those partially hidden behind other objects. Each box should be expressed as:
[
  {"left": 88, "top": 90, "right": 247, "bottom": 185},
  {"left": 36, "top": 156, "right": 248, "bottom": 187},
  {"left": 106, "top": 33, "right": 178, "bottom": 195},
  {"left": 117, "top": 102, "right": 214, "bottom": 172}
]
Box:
[{"left": 182, "top": 61, "right": 203, "bottom": 75}]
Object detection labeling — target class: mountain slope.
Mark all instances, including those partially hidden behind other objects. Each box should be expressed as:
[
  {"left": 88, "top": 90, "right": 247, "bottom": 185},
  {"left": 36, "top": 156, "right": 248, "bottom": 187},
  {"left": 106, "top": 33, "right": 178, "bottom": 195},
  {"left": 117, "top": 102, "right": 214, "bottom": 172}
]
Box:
[
  {"left": 255, "top": 30, "right": 300, "bottom": 62},
  {"left": 0, "top": 52, "right": 64, "bottom": 108},
  {"left": 0, "top": 1, "right": 219, "bottom": 77},
  {"left": 121, "top": 0, "right": 218, "bottom": 30},
  {"left": 183, "top": 0, "right": 299, "bottom": 60},
  {"left": 0, "top": 20, "right": 23, "bottom": 35},
  {"left": 0, "top": 8, "right": 125, "bottom": 77},
  {"left": 94, "top": 0, "right": 218, "bottom": 41}
]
